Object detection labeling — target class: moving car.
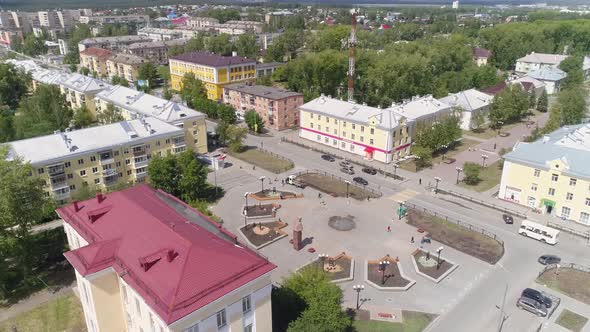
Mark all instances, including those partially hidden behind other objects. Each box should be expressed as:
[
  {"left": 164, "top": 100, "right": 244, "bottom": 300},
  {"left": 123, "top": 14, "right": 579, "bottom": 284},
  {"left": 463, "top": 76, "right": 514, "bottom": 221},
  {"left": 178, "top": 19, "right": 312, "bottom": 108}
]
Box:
[
  {"left": 340, "top": 168, "right": 354, "bottom": 175},
  {"left": 518, "top": 220, "right": 560, "bottom": 245},
  {"left": 353, "top": 177, "right": 368, "bottom": 186},
  {"left": 538, "top": 254, "right": 561, "bottom": 265},
  {"left": 362, "top": 167, "right": 377, "bottom": 175},
  {"left": 339, "top": 160, "right": 353, "bottom": 168},
  {"left": 521, "top": 288, "right": 552, "bottom": 308},
  {"left": 516, "top": 296, "right": 548, "bottom": 317},
  {"left": 502, "top": 214, "right": 514, "bottom": 224},
  {"left": 321, "top": 154, "right": 335, "bottom": 162}
]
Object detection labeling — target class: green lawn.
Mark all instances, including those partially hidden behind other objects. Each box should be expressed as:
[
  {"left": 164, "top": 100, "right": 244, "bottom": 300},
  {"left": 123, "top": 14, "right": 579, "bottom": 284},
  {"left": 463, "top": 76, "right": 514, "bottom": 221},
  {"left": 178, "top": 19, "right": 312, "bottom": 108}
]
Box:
[
  {"left": 354, "top": 311, "right": 436, "bottom": 332},
  {"left": 556, "top": 309, "right": 588, "bottom": 332},
  {"left": 229, "top": 147, "right": 294, "bottom": 174},
  {"left": 400, "top": 138, "right": 480, "bottom": 172},
  {"left": 463, "top": 119, "right": 529, "bottom": 140},
  {"left": 0, "top": 293, "right": 86, "bottom": 332},
  {"left": 458, "top": 161, "right": 503, "bottom": 193}
]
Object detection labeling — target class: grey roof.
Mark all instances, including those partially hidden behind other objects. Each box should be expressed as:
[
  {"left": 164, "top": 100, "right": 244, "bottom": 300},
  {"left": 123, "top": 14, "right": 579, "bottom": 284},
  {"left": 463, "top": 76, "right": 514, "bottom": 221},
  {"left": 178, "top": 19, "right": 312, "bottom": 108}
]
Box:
[
  {"left": 516, "top": 52, "right": 568, "bottom": 65},
  {"left": 58, "top": 73, "right": 111, "bottom": 93},
  {"left": 504, "top": 124, "right": 590, "bottom": 180},
  {"left": 6, "top": 118, "right": 182, "bottom": 166},
  {"left": 299, "top": 96, "right": 401, "bottom": 131},
  {"left": 107, "top": 53, "right": 146, "bottom": 65},
  {"left": 387, "top": 95, "right": 452, "bottom": 121},
  {"left": 256, "top": 62, "right": 283, "bottom": 70},
  {"left": 224, "top": 83, "right": 301, "bottom": 100},
  {"left": 438, "top": 89, "right": 492, "bottom": 113},
  {"left": 80, "top": 35, "right": 150, "bottom": 46},
  {"left": 528, "top": 67, "right": 567, "bottom": 82}
]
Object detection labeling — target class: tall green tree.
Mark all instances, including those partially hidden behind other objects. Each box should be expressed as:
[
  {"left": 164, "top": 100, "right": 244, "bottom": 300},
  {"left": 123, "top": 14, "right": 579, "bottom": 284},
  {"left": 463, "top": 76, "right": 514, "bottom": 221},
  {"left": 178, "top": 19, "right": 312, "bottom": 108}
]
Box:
[
  {"left": 559, "top": 55, "right": 584, "bottom": 89},
  {"left": 537, "top": 90, "right": 548, "bottom": 113},
  {"left": 244, "top": 110, "right": 264, "bottom": 133},
  {"left": 64, "top": 24, "right": 92, "bottom": 65},
  {"left": 463, "top": 162, "right": 481, "bottom": 185},
  {"left": 185, "top": 33, "right": 206, "bottom": 52},
  {"left": 235, "top": 33, "right": 258, "bottom": 59},
  {"left": 137, "top": 62, "right": 158, "bottom": 90},
  {"left": 15, "top": 85, "right": 73, "bottom": 139},
  {"left": 0, "top": 63, "right": 31, "bottom": 109},
  {"left": 97, "top": 103, "right": 124, "bottom": 125},
  {"left": 21, "top": 34, "right": 47, "bottom": 57},
  {"left": 147, "top": 153, "right": 179, "bottom": 196},
  {"left": 111, "top": 75, "right": 129, "bottom": 87},
  {"left": 180, "top": 72, "right": 207, "bottom": 106},
  {"left": 71, "top": 106, "right": 93, "bottom": 128},
  {"left": 0, "top": 108, "right": 16, "bottom": 143},
  {"left": 557, "top": 87, "right": 587, "bottom": 125},
  {"left": 488, "top": 84, "right": 529, "bottom": 127},
  {"left": 225, "top": 125, "right": 248, "bottom": 152},
  {"left": 207, "top": 33, "right": 233, "bottom": 56},
  {"left": 217, "top": 104, "right": 237, "bottom": 124}
]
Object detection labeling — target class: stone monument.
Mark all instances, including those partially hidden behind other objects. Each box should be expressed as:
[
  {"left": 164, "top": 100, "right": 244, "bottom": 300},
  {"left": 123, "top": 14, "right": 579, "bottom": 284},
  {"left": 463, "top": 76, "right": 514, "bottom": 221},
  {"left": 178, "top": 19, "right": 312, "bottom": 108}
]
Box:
[{"left": 293, "top": 217, "right": 303, "bottom": 251}]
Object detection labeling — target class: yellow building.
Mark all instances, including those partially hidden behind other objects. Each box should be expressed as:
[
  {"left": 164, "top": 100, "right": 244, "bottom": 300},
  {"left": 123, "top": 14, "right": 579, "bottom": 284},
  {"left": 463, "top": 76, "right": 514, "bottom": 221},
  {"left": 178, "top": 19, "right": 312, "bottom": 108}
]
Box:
[
  {"left": 95, "top": 85, "right": 208, "bottom": 154},
  {"left": 106, "top": 53, "right": 146, "bottom": 84},
  {"left": 169, "top": 51, "right": 256, "bottom": 100},
  {"left": 58, "top": 185, "right": 276, "bottom": 332},
  {"left": 58, "top": 73, "right": 110, "bottom": 118},
  {"left": 299, "top": 95, "right": 412, "bottom": 163},
  {"left": 499, "top": 124, "right": 590, "bottom": 226},
  {"left": 79, "top": 47, "right": 113, "bottom": 78},
  {"left": 5, "top": 117, "right": 185, "bottom": 204}
]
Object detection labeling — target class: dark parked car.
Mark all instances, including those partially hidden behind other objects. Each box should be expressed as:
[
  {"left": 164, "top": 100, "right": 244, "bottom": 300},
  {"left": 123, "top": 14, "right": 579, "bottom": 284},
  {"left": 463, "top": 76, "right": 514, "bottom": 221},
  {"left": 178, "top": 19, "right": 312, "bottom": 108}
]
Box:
[
  {"left": 321, "top": 154, "right": 335, "bottom": 162},
  {"left": 340, "top": 168, "right": 354, "bottom": 175},
  {"left": 339, "top": 160, "right": 353, "bottom": 168},
  {"left": 502, "top": 214, "right": 514, "bottom": 224},
  {"left": 353, "top": 177, "right": 368, "bottom": 186},
  {"left": 362, "top": 167, "right": 377, "bottom": 175},
  {"left": 521, "top": 288, "right": 552, "bottom": 308},
  {"left": 538, "top": 254, "right": 561, "bottom": 265}
]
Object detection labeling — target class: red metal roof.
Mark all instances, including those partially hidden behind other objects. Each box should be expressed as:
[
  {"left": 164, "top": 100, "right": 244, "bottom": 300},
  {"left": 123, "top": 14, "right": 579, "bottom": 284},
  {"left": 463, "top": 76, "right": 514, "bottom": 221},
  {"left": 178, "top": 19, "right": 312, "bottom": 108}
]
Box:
[
  {"left": 473, "top": 47, "right": 492, "bottom": 59},
  {"left": 479, "top": 81, "right": 506, "bottom": 96},
  {"left": 58, "top": 184, "right": 276, "bottom": 325},
  {"left": 170, "top": 51, "right": 256, "bottom": 67},
  {"left": 80, "top": 47, "right": 113, "bottom": 58}
]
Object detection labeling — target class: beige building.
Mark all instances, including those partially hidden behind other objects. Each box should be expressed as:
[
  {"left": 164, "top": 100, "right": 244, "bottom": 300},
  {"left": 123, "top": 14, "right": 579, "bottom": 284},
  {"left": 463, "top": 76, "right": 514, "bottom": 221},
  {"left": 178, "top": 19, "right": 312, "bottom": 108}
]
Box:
[
  {"left": 187, "top": 16, "right": 220, "bottom": 28},
  {"left": 78, "top": 35, "right": 150, "bottom": 52},
  {"left": 58, "top": 184, "right": 276, "bottom": 332},
  {"left": 127, "top": 39, "right": 187, "bottom": 65},
  {"left": 58, "top": 73, "right": 111, "bottom": 118},
  {"left": 106, "top": 53, "right": 147, "bottom": 83},
  {"left": 95, "top": 85, "right": 208, "bottom": 154},
  {"left": 5, "top": 117, "right": 185, "bottom": 204},
  {"left": 80, "top": 47, "right": 114, "bottom": 77}
]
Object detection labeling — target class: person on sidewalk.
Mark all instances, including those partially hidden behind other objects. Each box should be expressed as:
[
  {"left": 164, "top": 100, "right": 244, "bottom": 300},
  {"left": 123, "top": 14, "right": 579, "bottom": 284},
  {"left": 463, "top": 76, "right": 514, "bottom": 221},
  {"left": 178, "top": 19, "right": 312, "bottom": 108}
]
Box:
[
  {"left": 387, "top": 225, "right": 391, "bottom": 232},
  {"left": 411, "top": 236, "right": 414, "bottom": 244}
]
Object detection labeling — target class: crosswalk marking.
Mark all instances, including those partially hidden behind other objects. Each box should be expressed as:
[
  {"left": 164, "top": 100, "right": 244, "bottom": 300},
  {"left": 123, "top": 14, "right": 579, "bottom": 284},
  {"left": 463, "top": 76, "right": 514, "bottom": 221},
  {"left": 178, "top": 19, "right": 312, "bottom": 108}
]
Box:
[{"left": 387, "top": 189, "right": 419, "bottom": 203}]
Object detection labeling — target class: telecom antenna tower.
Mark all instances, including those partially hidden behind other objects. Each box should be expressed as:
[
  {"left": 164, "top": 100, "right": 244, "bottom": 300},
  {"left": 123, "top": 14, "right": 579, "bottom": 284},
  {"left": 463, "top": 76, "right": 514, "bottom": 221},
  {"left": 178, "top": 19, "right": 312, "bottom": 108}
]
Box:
[{"left": 348, "top": 8, "right": 358, "bottom": 102}]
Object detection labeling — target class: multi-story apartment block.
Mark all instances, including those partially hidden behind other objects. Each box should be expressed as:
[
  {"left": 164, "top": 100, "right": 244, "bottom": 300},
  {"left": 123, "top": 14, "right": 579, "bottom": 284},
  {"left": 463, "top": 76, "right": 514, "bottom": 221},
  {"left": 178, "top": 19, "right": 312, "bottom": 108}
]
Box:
[
  {"left": 58, "top": 73, "right": 111, "bottom": 118},
  {"left": 137, "top": 27, "right": 184, "bottom": 41},
  {"left": 79, "top": 14, "right": 149, "bottom": 26},
  {"left": 127, "top": 39, "right": 187, "bottom": 65},
  {"left": 515, "top": 52, "right": 568, "bottom": 74},
  {"left": 58, "top": 184, "right": 276, "bottom": 332},
  {"left": 5, "top": 117, "right": 184, "bottom": 203},
  {"left": 95, "top": 85, "right": 208, "bottom": 154},
  {"left": 255, "top": 62, "right": 282, "bottom": 78},
  {"left": 224, "top": 20, "right": 264, "bottom": 33},
  {"left": 170, "top": 52, "right": 256, "bottom": 100},
  {"left": 187, "top": 16, "right": 220, "bottom": 28},
  {"left": 499, "top": 124, "right": 590, "bottom": 226},
  {"left": 80, "top": 47, "right": 114, "bottom": 77},
  {"left": 78, "top": 35, "right": 150, "bottom": 52},
  {"left": 299, "top": 95, "right": 412, "bottom": 163},
  {"left": 439, "top": 89, "right": 493, "bottom": 130},
  {"left": 388, "top": 95, "right": 453, "bottom": 138},
  {"left": 0, "top": 29, "right": 23, "bottom": 46},
  {"left": 106, "top": 53, "right": 146, "bottom": 83},
  {"left": 223, "top": 83, "right": 303, "bottom": 130}
]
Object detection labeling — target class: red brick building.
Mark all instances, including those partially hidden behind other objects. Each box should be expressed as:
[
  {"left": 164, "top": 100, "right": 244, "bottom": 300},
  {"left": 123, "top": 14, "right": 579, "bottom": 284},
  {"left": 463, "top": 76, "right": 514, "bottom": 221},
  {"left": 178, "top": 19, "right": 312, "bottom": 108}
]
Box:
[{"left": 223, "top": 83, "right": 304, "bottom": 131}]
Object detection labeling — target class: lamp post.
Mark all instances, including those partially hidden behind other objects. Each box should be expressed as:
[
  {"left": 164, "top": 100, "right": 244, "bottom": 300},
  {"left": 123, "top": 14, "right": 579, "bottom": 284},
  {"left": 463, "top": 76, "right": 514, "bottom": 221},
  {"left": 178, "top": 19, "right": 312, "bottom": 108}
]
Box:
[
  {"left": 434, "top": 177, "right": 441, "bottom": 194},
  {"left": 353, "top": 284, "right": 365, "bottom": 310},
  {"left": 481, "top": 154, "right": 489, "bottom": 167},
  {"left": 345, "top": 180, "right": 351, "bottom": 199},
  {"left": 497, "top": 120, "right": 504, "bottom": 135},
  {"left": 436, "top": 246, "right": 444, "bottom": 270},
  {"left": 455, "top": 167, "right": 463, "bottom": 184},
  {"left": 378, "top": 260, "right": 390, "bottom": 285},
  {"left": 318, "top": 253, "right": 328, "bottom": 272},
  {"left": 243, "top": 192, "right": 250, "bottom": 229},
  {"left": 392, "top": 163, "right": 399, "bottom": 179},
  {"left": 259, "top": 176, "right": 266, "bottom": 193}
]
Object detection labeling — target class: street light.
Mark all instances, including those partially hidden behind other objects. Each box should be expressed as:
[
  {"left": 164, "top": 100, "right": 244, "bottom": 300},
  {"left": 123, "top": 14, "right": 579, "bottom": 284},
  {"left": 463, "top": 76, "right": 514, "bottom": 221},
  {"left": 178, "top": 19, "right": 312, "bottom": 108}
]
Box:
[
  {"left": 243, "top": 192, "right": 250, "bottom": 229},
  {"left": 244, "top": 192, "right": 250, "bottom": 212},
  {"left": 455, "top": 167, "right": 463, "bottom": 184},
  {"left": 436, "top": 246, "right": 444, "bottom": 270},
  {"left": 434, "top": 177, "right": 441, "bottom": 194},
  {"left": 345, "top": 180, "right": 351, "bottom": 199},
  {"left": 392, "top": 163, "right": 399, "bottom": 179},
  {"left": 497, "top": 120, "right": 504, "bottom": 135},
  {"left": 481, "top": 154, "right": 489, "bottom": 167},
  {"left": 318, "top": 253, "right": 329, "bottom": 272},
  {"left": 259, "top": 176, "right": 266, "bottom": 193},
  {"left": 378, "top": 260, "right": 390, "bottom": 285},
  {"left": 353, "top": 284, "right": 365, "bottom": 310}
]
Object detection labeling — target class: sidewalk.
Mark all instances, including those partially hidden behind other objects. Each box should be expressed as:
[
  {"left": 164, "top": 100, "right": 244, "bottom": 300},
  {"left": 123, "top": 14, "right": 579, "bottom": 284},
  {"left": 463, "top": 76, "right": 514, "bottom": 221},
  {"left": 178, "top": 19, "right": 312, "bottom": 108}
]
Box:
[{"left": 0, "top": 284, "right": 74, "bottom": 322}]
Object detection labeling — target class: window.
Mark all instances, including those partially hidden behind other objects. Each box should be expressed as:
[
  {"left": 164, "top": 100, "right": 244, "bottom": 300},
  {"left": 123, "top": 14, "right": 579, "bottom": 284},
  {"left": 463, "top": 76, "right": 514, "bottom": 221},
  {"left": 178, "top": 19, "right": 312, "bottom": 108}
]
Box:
[
  {"left": 533, "top": 169, "right": 540, "bottom": 177},
  {"left": 551, "top": 174, "right": 559, "bottom": 182},
  {"left": 65, "top": 161, "right": 71, "bottom": 168},
  {"left": 360, "top": 136, "right": 364, "bottom": 142},
  {"left": 324, "top": 137, "right": 329, "bottom": 143},
  {"left": 318, "top": 115, "right": 321, "bottom": 120},
  {"left": 352, "top": 124, "right": 355, "bottom": 129},
  {"left": 580, "top": 212, "right": 590, "bottom": 224},
  {"left": 37, "top": 168, "right": 45, "bottom": 175},
  {"left": 343, "top": 121, "right": 346, "bottom": 127},
  {"left": 570, "top": 178, "right": 577, "bottom": 186},
  {"left": 317, "top": 125, "right": 321, "bottom": 131},
  {"left": 566, "top": 192, "right": 574, "bottom": 201},
  {"left": 370, "top": 128, "right": 374, "bottom": 135},
  {"left": 125, "top": 159, "right": 131, "bottom": 165},
  {"left": 92, "top": 167, "right": 98, "bottom": 174},
  {"left": 370, "top": 139, "right": 374, "bottom": 145},
  {"left": 165, "top": 139, "right": 170, "bottom": 144},
  {"left": 326, "top": 117, "right": 329, "bottom": 123},
  {"left": 530, "top": 183, "right": 538, "bottom": 191},
  {"left": 310, "top": 123, "right": 314, "bottom": 129},
  {"left": 127, "top": 170, "right": 132, "bottom": 176},
  {"left": 350, "top": 144, "right": 355, "bottom": 151},
  {"left": 114, "top": 151, "right": 119, "bottom": 156},
  {"left": 90, "top": 156, "right": 96, "bottom": 162},
  {"left": 326, "top": 127, "right": 330, "bottom": 133},
  {"left": 333, "top": 129, "right": 337, "bottom": 135},
  {"left": 561, "top": 206, "right": 571, "bottom": 219},
  {"left": 135, "top": 298, "right": 142, "bottom": 318},
  {"left": 78, "top": 159, "right": 84, "bottom": 165},
  {"left": 80, "top": 170, "right": 86, "bottom": 177},
  {"left": 316, "top": 135, "right": 321, "bottom": 141},
  {"left": 332, "top": 139, "right": 337, "bottom": 146},
  {"left": 334, "top": 119, "right": 338, "bottom": 124},
  {"left": 341, "top": 142, "right": 346, "bottom": 148},
  {"left": 94, "top": 178, "right": 100, "bottom": 184},
  {"left": 185, "top": 323, "right": 199, "bottom": 332},
  {"left": 67, "top": 173, "right": 73, "bottom": 179},
  {"left": 216, "top": 309, "right": 227, "bottom": 328},
  {"left": 244, "top": 324, "right": 253, "bottom": 332},
  {"left": 69, "top": 184, "right": 76, "bottom": 190},
  {"left": 351, "top": 134, "right": 355, "bottom": 140},
  {"left": 116, "top": 162, "right": 121, "bottom": 167},
  {"left": 242, "top": 295, "right": 251, "bottom": 313},
  {"left": 586, "top": 198, "right": 590, "bottom": 206},
  {"left": 310, "top": 113, "right": 313, "bottom": 119}
]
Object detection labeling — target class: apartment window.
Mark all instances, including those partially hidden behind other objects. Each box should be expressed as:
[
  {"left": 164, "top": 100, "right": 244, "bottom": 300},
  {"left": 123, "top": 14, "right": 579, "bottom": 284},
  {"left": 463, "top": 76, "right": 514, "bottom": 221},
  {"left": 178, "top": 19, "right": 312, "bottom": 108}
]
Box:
[
  {"left": 334, "top": 119, "right": 338, "bottom": 124},
  {"left": 242, "top": 295, "right": 252, "bottom": 314},
  {"left": 530, "top": 183, "right": 537, "bottom": 191},
  {"left": 352, "top": 124, "right": 355, "bottom": 129},
  {"left": 586, "top": 198, "right": 590, "bottom": 207},
  {"left": 317, "top": 125, "right": 321, "bottom": 131},
  {"left": 114, "top": 151, "right": 119, "bottom": 156},
  {"left": 326, "top": 127, "right": 330, "bottom": 133},
  {"left": 310, "top": 123, "right": 314, "bottom": 129},
  {"left": 360, "top": 126, "right": 365, "bottom": 132},
  {"left": 551, "top": 174, "right": 559, "bottom": 182},
  {"left": 341, "top": 142, "right": 346, "bottom": 148},
  {"left": 326, "top": 117, "right": 329, "bottom": 123},
  {"left": 310, "top": 113, "right": 314, "bottom": 119},
  {"left": 570, "top": 178, "right": 577, "bottom": 186},
  {"left": 370, "top": 128, "right": 375, "bottom": 135},
  {"left": 350, "top": 144, "right": 355, "bottom": 151},
  {"left": 548, "top": 188, "right": 555, "bottom": 196},
  {"left": 127, "top": 170, "right": 132, "bottom": 176},
  {"left": 580, "top": 212, "right": 590, "bottom": 224},
  {"left": 94, "top": 178, "right": 100, "bottom": 184},
  {"left": 64, "top": 161, "right": 71, "bottom": 168},
  {"left": 67, "top": 174, "right": 73, "bottom": 179},
  {"left": 125, "top": 159, "right": 130, "bottom": 165},
  {"left": 324, "top": 137, "right": 329, "bottom": 143},
  {"left": 69, "top": 184, "right": 76, "bottom": 190},
  {"left": 370, "top": 139, "right": 374, "bottom": 145},
  {"left": 135, "top": 298, "right": 142, "bottom": 318},
  {"left": 316, "top": 135, "right": 321, "bottom": 141},
  {"left": 343, "top": 121, "right": 346, "bottom": 127},
  {"left": 124, "top": 149, "right": 129, "bottom": 154},
  {"left": 185, "top": 323, "right": 199, "bottom": 332},
  {"left": 333, "top": 129, "right": 337, "bottom": 135},
  {"left": 566, "top": 192, "right": 574, "bottom": 201},
  {"left": 37, "top": 168, "right": 45, "bottom": 175},
  {"left": 116, "top": 162, "right": 121, "bottom": 167},
  {"left": 533, "top": 169, "right": 540, "bottom": 177},
  {"left": 80, "top": 170, "right": 86, "bottom": 177},
  {"left": 351, "top": 134, "right": 355, "bottom": 140},
  {"left": 216, "top": 309, "right": 227, "bottom": 328},
  {"left": 90, "top": 156, "right": 96, "bottom": 162},
  {"left": 78, "top": 159, "right": 84, "bottom": 165},
  {"left": 561, "top": 206, "right": 571, "bottom": 219},
  {"left": 318, "top": 115, "right": 321, "bottom": 120},
  {"left": 92, "top": 167, "right": 98, "bottom": 174},
  {"left": 332, "top": 139, "right": 337, "bottom": 146},
  {"left": 360, "top": 136, "right": 364, "bottom": 142},
  {"left": 244, "top": 324, "right": 253, "bottom": 332}
]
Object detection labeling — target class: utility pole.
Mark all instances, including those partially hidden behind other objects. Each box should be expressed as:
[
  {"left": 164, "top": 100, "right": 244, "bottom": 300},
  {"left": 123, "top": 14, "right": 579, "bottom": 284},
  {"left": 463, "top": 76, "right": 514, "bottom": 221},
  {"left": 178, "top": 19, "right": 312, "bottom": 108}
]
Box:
[
  {"left": 497, "top": 283, "right": 508, "bottom": 332},
  {"left": 347, "top": 9, "right": 357, "bottom": 102}
]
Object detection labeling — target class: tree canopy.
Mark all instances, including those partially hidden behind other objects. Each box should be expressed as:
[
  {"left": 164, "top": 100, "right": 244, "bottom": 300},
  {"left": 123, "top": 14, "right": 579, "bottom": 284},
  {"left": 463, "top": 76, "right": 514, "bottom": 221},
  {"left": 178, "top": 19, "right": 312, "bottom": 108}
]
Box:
[
  {"left": 0, "top": 63, "right": 31, "bottom": 109},
  {"left": 14, "top": 85, "right": 73, "bottom": 139}
]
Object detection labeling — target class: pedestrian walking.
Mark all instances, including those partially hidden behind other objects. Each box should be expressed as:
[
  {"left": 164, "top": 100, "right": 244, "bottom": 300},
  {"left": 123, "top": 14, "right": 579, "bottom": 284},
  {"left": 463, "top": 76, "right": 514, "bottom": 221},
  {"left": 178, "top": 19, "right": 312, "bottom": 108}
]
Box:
[
  {"left": 281, "top": 179, "right": 285, "bottom": 186},
  {"left": 387, "top": 226, "right": 391, "bottom": 232},
  {"left": 411, "top": 236, "right": 414, "bottom": 244},
  {"left": 419, "top": 178, "right": 422, "bottom": 185},
  {"left": 493, "top": 143, "right": 497, "bottom": 150}
]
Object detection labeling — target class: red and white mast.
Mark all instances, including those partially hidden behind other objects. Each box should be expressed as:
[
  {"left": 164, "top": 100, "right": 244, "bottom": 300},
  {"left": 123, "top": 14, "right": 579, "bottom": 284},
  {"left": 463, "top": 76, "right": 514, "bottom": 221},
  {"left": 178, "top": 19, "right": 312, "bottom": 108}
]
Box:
[{"left": 348, "top": 9, "right": 358, "bottom": 102}]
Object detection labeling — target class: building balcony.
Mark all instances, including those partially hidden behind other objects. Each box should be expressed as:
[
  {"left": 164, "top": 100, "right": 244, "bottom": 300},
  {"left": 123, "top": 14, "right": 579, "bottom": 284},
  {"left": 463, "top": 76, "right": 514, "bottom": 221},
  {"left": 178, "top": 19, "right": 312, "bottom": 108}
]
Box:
[
  {"left": 53, "top": 189, "right": 71, "bottom": 201},
  {"left": 173, "top": 137, "right": 186, "bottom": 148},
  {"left": 47, "top": 164, "right": 65, "bottom": 176},
  {"left": 103, "top": 174, "right": 119, "bottom": 186},
  {"left": 135, "top": 170, "right": 147, "bottom": 179},
  {"left": 50, "top": 180, "right": 69, "bottom": 191},
  {"left": 98, "top": 151, "right": 114, "bottom": 165},
  {"left": 132, "top": 147, "right": 147, "bottom": 157},
  {"left": 133, "top": 156, "right": 148, "bottom": 169}
]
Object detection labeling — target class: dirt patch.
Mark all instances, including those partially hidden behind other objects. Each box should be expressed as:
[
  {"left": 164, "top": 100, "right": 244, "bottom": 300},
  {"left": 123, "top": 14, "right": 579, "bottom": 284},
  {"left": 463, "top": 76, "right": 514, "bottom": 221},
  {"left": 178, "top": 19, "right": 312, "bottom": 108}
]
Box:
[
  {"left": 328, "top": 215, "right": 356, "bottom": 231},
  {"left": 297, "top": 173, "right": 379, "bottom": 200},
  {"left": 306, "top": 254, "right": 353, "bottom": 281},
  {"left": 406, "top": 209, "right": 504, "bottom": 264},
  {"left": 412, "top": 249, "right": 456, "bottom": 280},
  {"left": 537, "top": 268, "right": 590, "bottom": 305},
  {"left": 367, "top": 257, "right": 411, "bottom": 288},
  {"left": 229, "top": 147, "right": 294, "bottom": 174},
  {"left": 240, "top": 221, "right": 287, "bottom": 247}
]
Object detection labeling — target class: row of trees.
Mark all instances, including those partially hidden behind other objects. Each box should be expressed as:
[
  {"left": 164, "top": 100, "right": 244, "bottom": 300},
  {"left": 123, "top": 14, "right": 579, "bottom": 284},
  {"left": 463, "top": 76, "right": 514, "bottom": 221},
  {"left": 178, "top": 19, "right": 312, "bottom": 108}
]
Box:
[
  {"left": 168, "top": 32, "right": 259, "bottom": 59},
  {"left": 413, "top": 115, "right": 462, "bottom": 168}
]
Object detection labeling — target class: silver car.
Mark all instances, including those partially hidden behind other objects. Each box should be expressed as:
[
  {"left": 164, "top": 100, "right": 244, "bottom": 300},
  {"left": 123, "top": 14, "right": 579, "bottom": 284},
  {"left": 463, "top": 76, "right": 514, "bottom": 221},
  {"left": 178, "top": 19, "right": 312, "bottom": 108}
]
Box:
[{"left": 516, "top": 296, "right": 548, "bottom": 317}]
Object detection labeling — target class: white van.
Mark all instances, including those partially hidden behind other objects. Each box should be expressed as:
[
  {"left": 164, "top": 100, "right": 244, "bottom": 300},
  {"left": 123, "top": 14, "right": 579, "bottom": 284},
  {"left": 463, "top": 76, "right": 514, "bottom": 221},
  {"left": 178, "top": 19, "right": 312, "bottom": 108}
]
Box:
[{"left": 518, "top": 220, "right": 560, "bottom": 245}]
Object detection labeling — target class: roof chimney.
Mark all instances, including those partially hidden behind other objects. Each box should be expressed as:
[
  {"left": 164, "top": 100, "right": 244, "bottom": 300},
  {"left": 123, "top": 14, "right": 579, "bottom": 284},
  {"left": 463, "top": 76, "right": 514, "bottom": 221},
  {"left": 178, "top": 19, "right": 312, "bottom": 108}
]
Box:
[
  {"left": 167, "top": 249, "right": 178, "bottom": 262},
  {"left": 96, "top": 193, "right": 105, "bottom": 204},
  {"left": 73, "top": 201, "right": 80, "bottom": 212}
]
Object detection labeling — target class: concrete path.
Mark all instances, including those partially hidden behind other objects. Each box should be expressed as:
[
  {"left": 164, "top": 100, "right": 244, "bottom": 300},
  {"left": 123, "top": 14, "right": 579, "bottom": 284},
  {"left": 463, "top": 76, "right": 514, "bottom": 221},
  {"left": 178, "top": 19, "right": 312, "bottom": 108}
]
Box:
[{"left": 0, "top": 284, "right": 75, "bottom": 322}]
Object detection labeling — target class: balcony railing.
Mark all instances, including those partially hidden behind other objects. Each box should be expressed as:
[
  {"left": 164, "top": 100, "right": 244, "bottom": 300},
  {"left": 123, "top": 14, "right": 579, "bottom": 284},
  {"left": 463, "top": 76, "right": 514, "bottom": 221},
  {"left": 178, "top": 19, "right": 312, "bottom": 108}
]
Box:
[
  {"left": 48, "top": 164, "right": 65, "bottom": 176},
  {"left": 99, "top": 151, "right": 114, "bottom": 165},
  {"left": 132, "top": 147, "right": 147, "bottom": 157},
  {"left": 53, "top": 189, "right": 71, "bottom": 201}
]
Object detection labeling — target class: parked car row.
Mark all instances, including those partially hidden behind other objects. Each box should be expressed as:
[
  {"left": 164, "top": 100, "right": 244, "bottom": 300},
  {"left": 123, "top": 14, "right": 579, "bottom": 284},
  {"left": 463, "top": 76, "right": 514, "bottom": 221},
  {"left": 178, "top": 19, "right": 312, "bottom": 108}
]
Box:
[{"left": 516, "top": 287, "right": 554, "bottom": 317}]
